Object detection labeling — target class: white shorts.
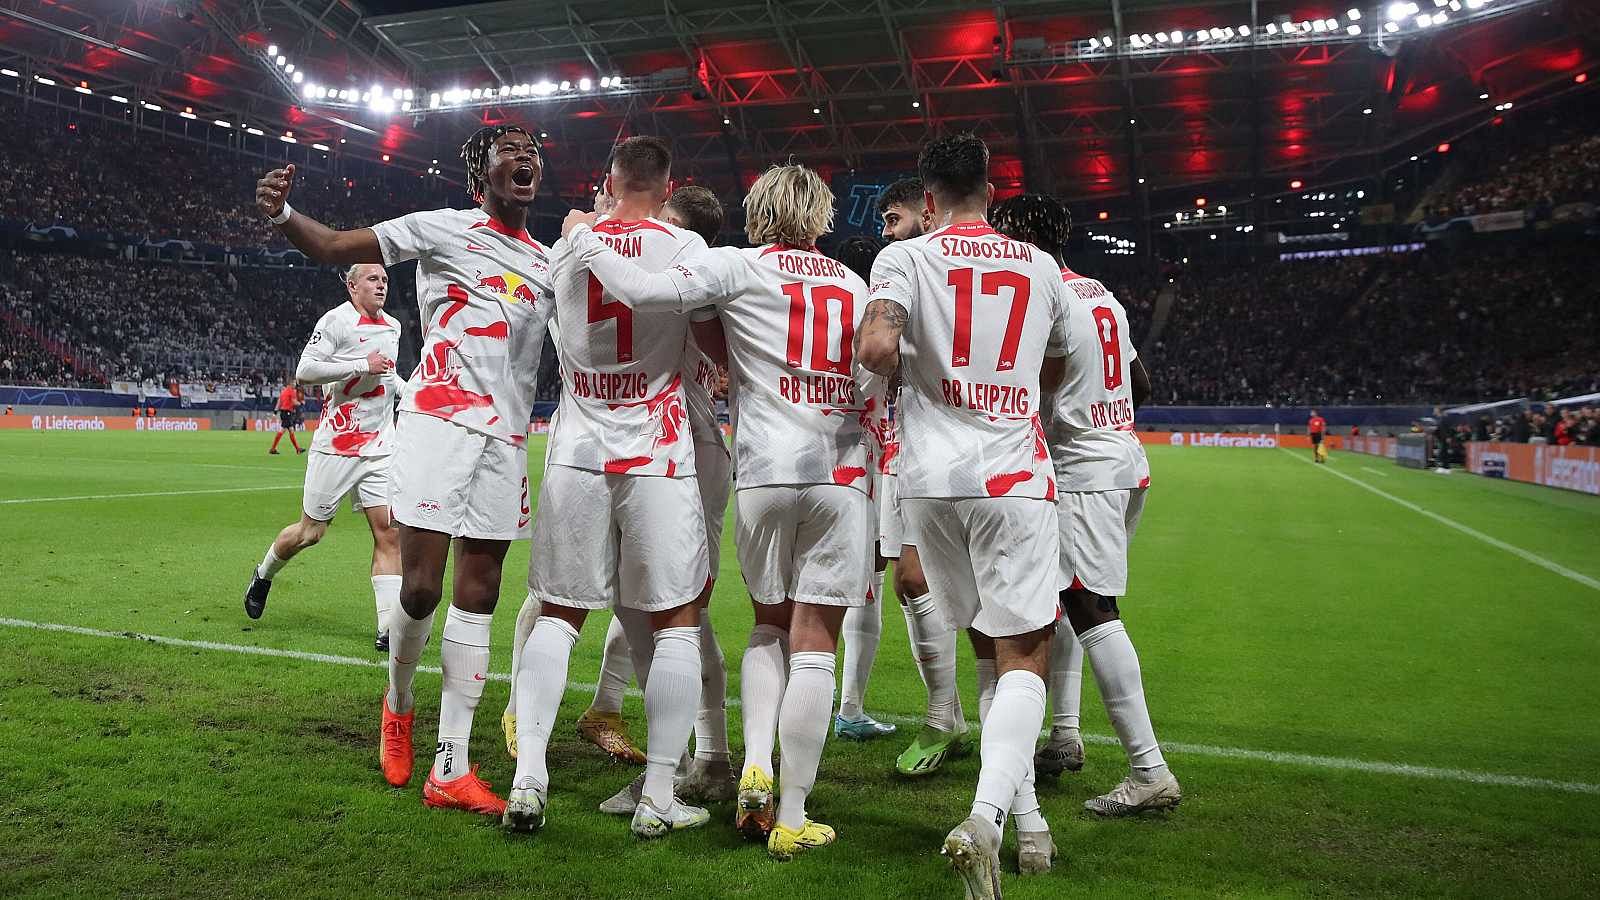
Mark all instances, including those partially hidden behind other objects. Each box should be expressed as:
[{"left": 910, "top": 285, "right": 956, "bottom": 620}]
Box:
[
  {"left": 528, "top": 465, "right": 709, "bottom": 612},
  {"left": 389, "top": 412, "right": 530, "bottom": 540},
  {"left": 736, "top": 484, "right": 873, "bottom": 608},
  {"left": 697, "top": 441, "right": 732, "bottom": 572},
  {"left": 1059, "top": 487, "right": 1146, "bottom": 598},
  {"left": 902, "top": 496, "right": 1062, "bottom": 637},
  {"left": 301, "top": 451, "right": 389, "bottom": 521},
  {"left": 876, "top": 472, "right": 908, "bottom": 559}
]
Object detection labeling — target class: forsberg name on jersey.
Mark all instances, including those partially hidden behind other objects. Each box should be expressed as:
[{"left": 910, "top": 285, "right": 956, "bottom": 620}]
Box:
[
  {"left": 775, "top": 253, "right": 849, "bottom": 280},
  {"left": 938, "top": 236, "right": 1035, "bottom": 263},
  {"left": 939, "top": 378, "right": 1032, "bottom": 416},
  {"left": 779, "top": 372, "right": 858, "bottom": 407}
]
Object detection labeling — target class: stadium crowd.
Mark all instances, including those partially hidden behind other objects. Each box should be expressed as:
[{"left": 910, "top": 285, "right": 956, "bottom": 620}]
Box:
[
  {"left": 1423, "top": 95, "right": 1600, "bottom": 218},
  {"left": 0, "top": 95, "right": 454, "bottom": 248}
]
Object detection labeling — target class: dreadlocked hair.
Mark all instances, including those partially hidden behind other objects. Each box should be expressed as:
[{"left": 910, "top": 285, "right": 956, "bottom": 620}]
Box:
[
  {"left": 990, "top": 193, "right": 1072, "bottom": 258},
  {"left": 460, "top": 125, "right": 537, "bottom": 202}
]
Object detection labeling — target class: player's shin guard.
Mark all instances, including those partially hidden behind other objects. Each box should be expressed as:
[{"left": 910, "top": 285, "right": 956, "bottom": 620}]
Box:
[
  {"left": 514, "top": 616, "right": 580, "bottom": 792},
  {"left": 776, "top": 651, "right": 835, "bottom": 831},
  {"left": 903, "top": 593, "right": 963, "bottom": 731},
  {"left": 973, "top": 659, "right": 1045, "bottom": 830},
  {"left": 372, "top": 575, "right": 400, "bottom": 635},
  {"left": 740, "top": 624, "right": 789, "bottom": 779},
  {"left": 695, "top": 609, "right": 730, "bottom": 761},
  {"left": 1079, "top": 620, "right": 1168, "bottom": 779},
  {"left": 1049, "top": 620, "right": 1084, "bottom": 733},
  {"left": 641, "top": 626, "right": 702, "bottom": 809},
  {"left": 504, "top": 595, "right": 541, "bottom": 718},
  {"left": 387, "top": 606, "right": 436, "bottom": 715},
  {"left": 591, "top": 615, "right": 634, "bottom": 716},
  {"left": 838, "top": 599, "right": 882, "bottom": 720},
  {"left": 972, "top": 671, "right": 1046, "bottom": 828},
  {"left": 434, "top": 606, "right": 492, "bottom": 782}
]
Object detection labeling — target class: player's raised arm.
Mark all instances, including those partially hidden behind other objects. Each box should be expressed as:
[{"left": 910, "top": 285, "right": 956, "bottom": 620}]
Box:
[
  {"left": 561, "top": 210, "right": 736, "bottom": 313},
  {"left": 256, "top": 164, "right": 382, "bottom": 264}
]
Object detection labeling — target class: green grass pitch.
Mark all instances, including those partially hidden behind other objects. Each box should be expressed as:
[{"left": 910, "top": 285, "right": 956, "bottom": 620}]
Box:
[{"left": 2, "top": 430, "right": 1598, "bottom": 898}]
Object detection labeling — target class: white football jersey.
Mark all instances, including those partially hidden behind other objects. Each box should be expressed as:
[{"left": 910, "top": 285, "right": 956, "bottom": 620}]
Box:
[
  {"left": 869, "top": 221, "right": 1069, "bottom": 500},
  {"left": 681, "top": 335, "right": 726, "bottom": 449},
  {"left": 569, "top": 231, "right": 877, "bottom": 492},
  {"left": 546, "top": 217, "right": 706, "bottom": 476},
  {"left": 374, "top": 208, "right": 554, "bottom": 448},
  {"left": 1046, "top": 267, "right": 1150, "bottom": 492},
  {"left": 300, "top": 302, "right": 402, "bottom": 457}
]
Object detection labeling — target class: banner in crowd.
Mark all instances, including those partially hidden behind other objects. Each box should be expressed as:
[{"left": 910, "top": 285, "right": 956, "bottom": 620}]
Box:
[
  {"left": 1137, "top": 431, "right": 1342, "bottom": 450},
  {"left": 1466, "top": 442, "right": 1600, "bottom": 496},
  {"left": 1345, "top": 435, "right": 1399, "bottom": 458},
  {"left": 1, "top": 414, "right": 211, "bottom": 431}
]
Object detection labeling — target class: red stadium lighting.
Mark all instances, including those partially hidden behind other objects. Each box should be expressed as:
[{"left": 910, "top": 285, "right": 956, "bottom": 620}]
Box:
[
  {"left": 1289, "top": 179, "right": 1304, "bottom": 190},
  {"left": 1436, "top": 142, "right": 1450, "bottom": 154},
  {"left": 1195, "top": 197, "right": 1207, "bottom": 207},
  {"left": 1097, "top": 211, "right": 1109, "bottom": 221}
]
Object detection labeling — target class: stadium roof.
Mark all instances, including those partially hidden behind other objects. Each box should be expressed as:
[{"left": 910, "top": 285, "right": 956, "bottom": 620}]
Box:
[{"left": 2, "top": 0, "right": 1593, "bottom": 213}]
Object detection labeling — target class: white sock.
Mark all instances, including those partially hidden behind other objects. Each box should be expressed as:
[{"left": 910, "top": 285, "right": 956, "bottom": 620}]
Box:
[
  {"left": 614, "top": 605, "right": 657, "bottom": 691},
  {"left": 972, "top": 670, "right": 1046, "bottom": 832},
  {"left": 903, "top": 593, "right": 963, "bottom": 732},
  {"left": 972, "top": 658, "right": 1044, "bottom": 830},
  {"left": 386, "top": 605, "right": 435, "bottom": 714},
  {"left": 590, "top": 614, "right": 633, "bottom": 716},
  {"left": 371, "top": 575, "right": 400, "bottom": 635},
  {"left": 695, "top": 609, "right": 730, "bottom": 761},
  {"left": 975, "top": 657, "right": 997, "bottom": 722},
  {"left": 837, "top": 599, "right": 881, "bottom": 720},
  {"left": 740, "top": 623, "right": 788, "bottom": 779},
  {"left": 642, "top": 626, "right": 702, "bottom": 809},
  {"left": 1049, "top": 618, "right": 1083, "bottom": 735},
  {"left": 257, "top": 546, "right": 287, "bottom": 580},
  {"left": 1079, "top": 620, "right": 1168, "bottom": 779},
  {"left": 513, "top": 616, "right": 579, "bottom": 791},
  {"left": 433, "top": 606, "right": 492, "bottom": 783},
  {"left": 504, "top": 595, "right": 541, "bottom": 717},
  {"left": 776, "top": 650, "right": 835, "bottom": 831}
]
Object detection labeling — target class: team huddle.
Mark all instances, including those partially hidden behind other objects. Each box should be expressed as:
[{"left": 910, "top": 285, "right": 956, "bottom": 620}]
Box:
[{"left": 244, "top": 126, "right": 1177, "bottom": 899}]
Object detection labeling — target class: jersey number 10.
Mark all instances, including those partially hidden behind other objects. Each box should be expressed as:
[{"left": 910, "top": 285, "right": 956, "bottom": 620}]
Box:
[{"left": 782, "top": 282, "right": 855, "bottom": 374}]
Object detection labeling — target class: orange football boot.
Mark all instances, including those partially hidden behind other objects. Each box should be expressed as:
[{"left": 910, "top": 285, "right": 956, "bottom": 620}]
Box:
[
  {"left": 380, "top": 696, "right": 415, "bottom": 787},
  {"left": 423, "top": 765, "right": 507, "bottom": 816}
]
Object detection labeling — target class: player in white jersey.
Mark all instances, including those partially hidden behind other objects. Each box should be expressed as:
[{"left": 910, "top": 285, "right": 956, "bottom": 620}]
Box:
[
  {"left": 562, "top": 163, "right": 877, "bottom": 861},
  {"left": 856, "top": 134, "right": 1071, "bottom": 900},
  {"left": 501, "top": 185, "right": 737, "bottom": 807},
  {"left": 511, "top": 137, "right": 712, "bottom": 840},
  {"left": 242, "top": 264, "right": 403, "bottom": 652},
  {"left": 255, "top": 125, "right": 555, "bottom": 818},
  {"left": 992, "top": 195, "right": 1180, "bottom": 819},
  {"left": 874, "top": 177, "right": 973, "bottom": 772}
]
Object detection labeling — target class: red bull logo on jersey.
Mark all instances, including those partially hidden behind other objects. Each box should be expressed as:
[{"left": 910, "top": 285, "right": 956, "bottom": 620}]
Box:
[{"left": 476, "top": 272, "right": 540, "bottom": 305}]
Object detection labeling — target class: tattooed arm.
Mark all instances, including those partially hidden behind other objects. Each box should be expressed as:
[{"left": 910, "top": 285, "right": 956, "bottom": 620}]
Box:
[{"left": 855, "top": 298, "right": 908, "bottom": 376}]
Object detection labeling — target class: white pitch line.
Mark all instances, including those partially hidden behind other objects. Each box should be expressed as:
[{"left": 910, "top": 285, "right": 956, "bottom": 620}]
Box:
[
  {"left": 1359, "top": 466, "right": 1391, "bottom": 478},
  {"left": 4, "top": 616, "right": 1598, "bottom": 797},
  {"left": 1283, "top": 449, "right": 1600, "bottom": 592},
  {"left": 0, "top": 485, "right": 299, "bottom": 505}
]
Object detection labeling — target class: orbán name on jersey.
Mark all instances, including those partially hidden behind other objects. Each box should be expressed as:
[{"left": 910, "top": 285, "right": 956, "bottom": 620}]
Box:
[
  {"left": 1045, "top": 268, "right": 1150, "bottom": 493},
  {"left": 869, "top": 222, "right": 1070, "bottom": 501},
  {"left": 301, "top": 302, "right": 403, "bottom": 457},
  {"left": 374, "top": 208, "right": 554, "bottom": 447},
  {"left": 546, "top": 217, "right": 707, "bottom": 477}
]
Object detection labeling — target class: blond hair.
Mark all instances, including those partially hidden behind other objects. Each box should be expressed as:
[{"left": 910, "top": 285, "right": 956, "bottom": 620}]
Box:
[
  {"left": 744, "top": 164, "right": 834, "bottom": 247},
  {"left": 344, "top": 263, "right": 383, "bottom": 285}
]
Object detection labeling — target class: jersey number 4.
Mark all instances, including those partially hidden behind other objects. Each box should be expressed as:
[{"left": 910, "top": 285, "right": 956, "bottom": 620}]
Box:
[
  {"left": 782, "top": 282, "right": 855, "bottom": 374},
  {"left": 948, "top": 268, "right": 1030, "bottom": 371},
  {"left": 1091, "top": 306, "right": 1123, "bottom": 391},
  {"left": 587, "top": 274, "right": 634, "bottom": 363}
]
